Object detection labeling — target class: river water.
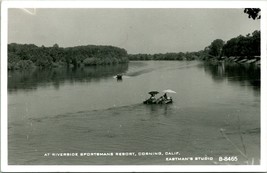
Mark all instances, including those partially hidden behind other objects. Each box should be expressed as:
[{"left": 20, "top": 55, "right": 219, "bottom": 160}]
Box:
[{"left": 8, "top": 61, "right": 260, "bottom": 165}]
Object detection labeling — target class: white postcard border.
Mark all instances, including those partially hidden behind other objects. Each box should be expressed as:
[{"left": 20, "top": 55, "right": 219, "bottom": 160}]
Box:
[{"left": 1, "top": 1, "right": 267, "bottom": 172}]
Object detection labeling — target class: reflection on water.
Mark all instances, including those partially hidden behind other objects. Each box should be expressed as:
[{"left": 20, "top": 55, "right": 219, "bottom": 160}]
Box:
[
  {"left": 202, "top": 61, "right": 260, "bottom": 92},
  {"left": 8, "top": 64, "right": 128, "bottom": 92}
]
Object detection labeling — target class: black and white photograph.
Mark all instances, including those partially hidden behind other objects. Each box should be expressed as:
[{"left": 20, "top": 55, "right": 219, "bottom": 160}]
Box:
[{"left": 1, "top": 1, "right": 267, "bottom": 172}]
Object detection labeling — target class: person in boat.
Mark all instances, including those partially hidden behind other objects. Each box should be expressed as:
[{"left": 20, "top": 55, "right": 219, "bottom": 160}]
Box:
[
  {"left": 155, "top": 93, "right": 167, "bottom": 104},
  {"left": 163, "top": 93, "right": 167, "bottom": 99},
  {"left": 158, "top": 93, "right": 169, "bottom": 103},
  {"left": 156, "top": 96, "right": 164, "bottom": 104},
  {"left": 150, "top": 94, "right": 157, "bottom": 103}
]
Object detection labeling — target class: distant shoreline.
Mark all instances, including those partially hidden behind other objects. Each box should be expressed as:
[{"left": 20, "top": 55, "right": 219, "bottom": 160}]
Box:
[
  {"left": 8, "top": 43, "right": 129, "bottom": 71},
  {"left": 8, "top": 29, "right": 261, "bottom": 71}
]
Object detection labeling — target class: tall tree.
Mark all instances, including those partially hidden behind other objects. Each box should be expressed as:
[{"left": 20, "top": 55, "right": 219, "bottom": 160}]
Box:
[{"left": 208, "top": 39, "right": 225, "bottom": 58}]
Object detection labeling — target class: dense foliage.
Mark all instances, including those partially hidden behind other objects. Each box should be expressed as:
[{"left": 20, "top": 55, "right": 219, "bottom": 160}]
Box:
[
  {"left": 201, "top": 30, "right": 260, "bottom": 60},
  {"left": 8, "top": 43, "right": 128, "bottom": 70},
  {"left": 207, "top": 39, "right": 225, "bottom": 57},
  {"left": 222, "top": 30, "right": 260, "bottom": 57}
]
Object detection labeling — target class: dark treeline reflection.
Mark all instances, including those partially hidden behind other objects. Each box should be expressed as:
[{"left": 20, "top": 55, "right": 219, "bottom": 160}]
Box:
[
  {"left": 8, "top": 64, "right": 128, "bottom": 92},
  {"left": 202, "top": 61, "right": 260, "bottom": 91}
]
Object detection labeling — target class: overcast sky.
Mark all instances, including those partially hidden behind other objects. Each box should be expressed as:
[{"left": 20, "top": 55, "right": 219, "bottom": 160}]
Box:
[{"left": 8, "top": 8, "right": 260, "bottom": 54}]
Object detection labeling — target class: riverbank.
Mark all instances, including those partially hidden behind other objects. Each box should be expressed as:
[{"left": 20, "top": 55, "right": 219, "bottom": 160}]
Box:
[
  {"left": 205, "top": 56, "right": 261, "bottom": 67},
  {"left": 225, "top": 56, "right": 260, "bottom": 66}
]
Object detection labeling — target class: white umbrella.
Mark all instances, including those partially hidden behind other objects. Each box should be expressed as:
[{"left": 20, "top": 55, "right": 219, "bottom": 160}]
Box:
[{"left": 162, "top": 89, "right": 177, "bottom": 93}]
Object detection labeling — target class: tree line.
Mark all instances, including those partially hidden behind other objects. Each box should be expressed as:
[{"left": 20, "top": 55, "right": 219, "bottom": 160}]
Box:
[
  {"left": 201, "top": 30, "right": 260, "bottom": 60},
  {"left": 128, "top": 52, "right": 200, "bottom": 61},
  {"left": 8, "top": 43, "right": 128, "bottom": 70},
  {"left": 128, "top": 30, "right": 260, "bottom": 61},
  {"left": 8, "top": 29, "right": 260, "bottom": 70}
]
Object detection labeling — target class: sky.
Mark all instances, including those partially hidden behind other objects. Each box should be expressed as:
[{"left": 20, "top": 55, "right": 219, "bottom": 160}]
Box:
[{"left": 8, "top": 8, "right": 260, "bottom": 54}]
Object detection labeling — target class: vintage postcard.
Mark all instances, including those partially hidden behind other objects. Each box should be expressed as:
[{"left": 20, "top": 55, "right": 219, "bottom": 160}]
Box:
[{"left": 1, "top": 0, "right": 267, "bottom": 172}]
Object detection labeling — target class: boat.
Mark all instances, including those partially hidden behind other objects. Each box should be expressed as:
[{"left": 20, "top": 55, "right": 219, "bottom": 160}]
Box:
[
  {"left": 116, "top": 74, "right": 123, "bottom": 80},
  {"left": 143, "top": 90, "right": 173, "bottom": 105},
  {"left": 143, "top": 97, "right": 173, "bottom": 104}
]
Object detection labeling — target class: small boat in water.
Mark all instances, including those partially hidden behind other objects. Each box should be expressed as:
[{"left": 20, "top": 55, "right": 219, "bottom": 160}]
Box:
[
  {"left": 116, "top": 74, "right": 123, "bottom": 80},
  {"left": 143, "top": 97, "right": 173, "bottom": 104},
  {"left": 143, "top": 90, "right": 174, "bottom": 105}
]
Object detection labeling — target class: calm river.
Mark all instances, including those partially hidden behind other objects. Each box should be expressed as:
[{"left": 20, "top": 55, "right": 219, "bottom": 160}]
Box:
[{"left": 8, "top": 61, "right": 260, "bottom": 165}]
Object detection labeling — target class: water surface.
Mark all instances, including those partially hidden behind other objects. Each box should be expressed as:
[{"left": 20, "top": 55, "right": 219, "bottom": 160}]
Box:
[{"left": 8, "top": 61, "right": 260, "bottom": 165}]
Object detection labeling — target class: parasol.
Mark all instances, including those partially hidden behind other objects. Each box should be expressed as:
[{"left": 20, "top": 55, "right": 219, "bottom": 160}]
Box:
[
  {"left": 162, "top": 89, "right": 177, "bottom": 94},
  {"left": 148, "top": 91, "right": 159, "bottom": 95}
]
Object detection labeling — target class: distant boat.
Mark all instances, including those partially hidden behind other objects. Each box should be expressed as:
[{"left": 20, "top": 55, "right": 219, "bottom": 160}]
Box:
[{"left": 116, "top": 74, "right": 123, "bottom": 80}]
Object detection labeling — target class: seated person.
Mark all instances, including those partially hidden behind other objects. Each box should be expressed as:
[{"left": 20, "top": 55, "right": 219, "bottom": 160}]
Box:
[
  {"left": 163, "top": 93, "right": 168, "bottom": 100},
  {"left": 156, "top": 96, "right": 164, "bottom": 103},
  {"left": 163, "top": 93, "right": 171, "bottom": 100},
  {"left": 150, "top": 95, "right": 157, "bottom": 103}
]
